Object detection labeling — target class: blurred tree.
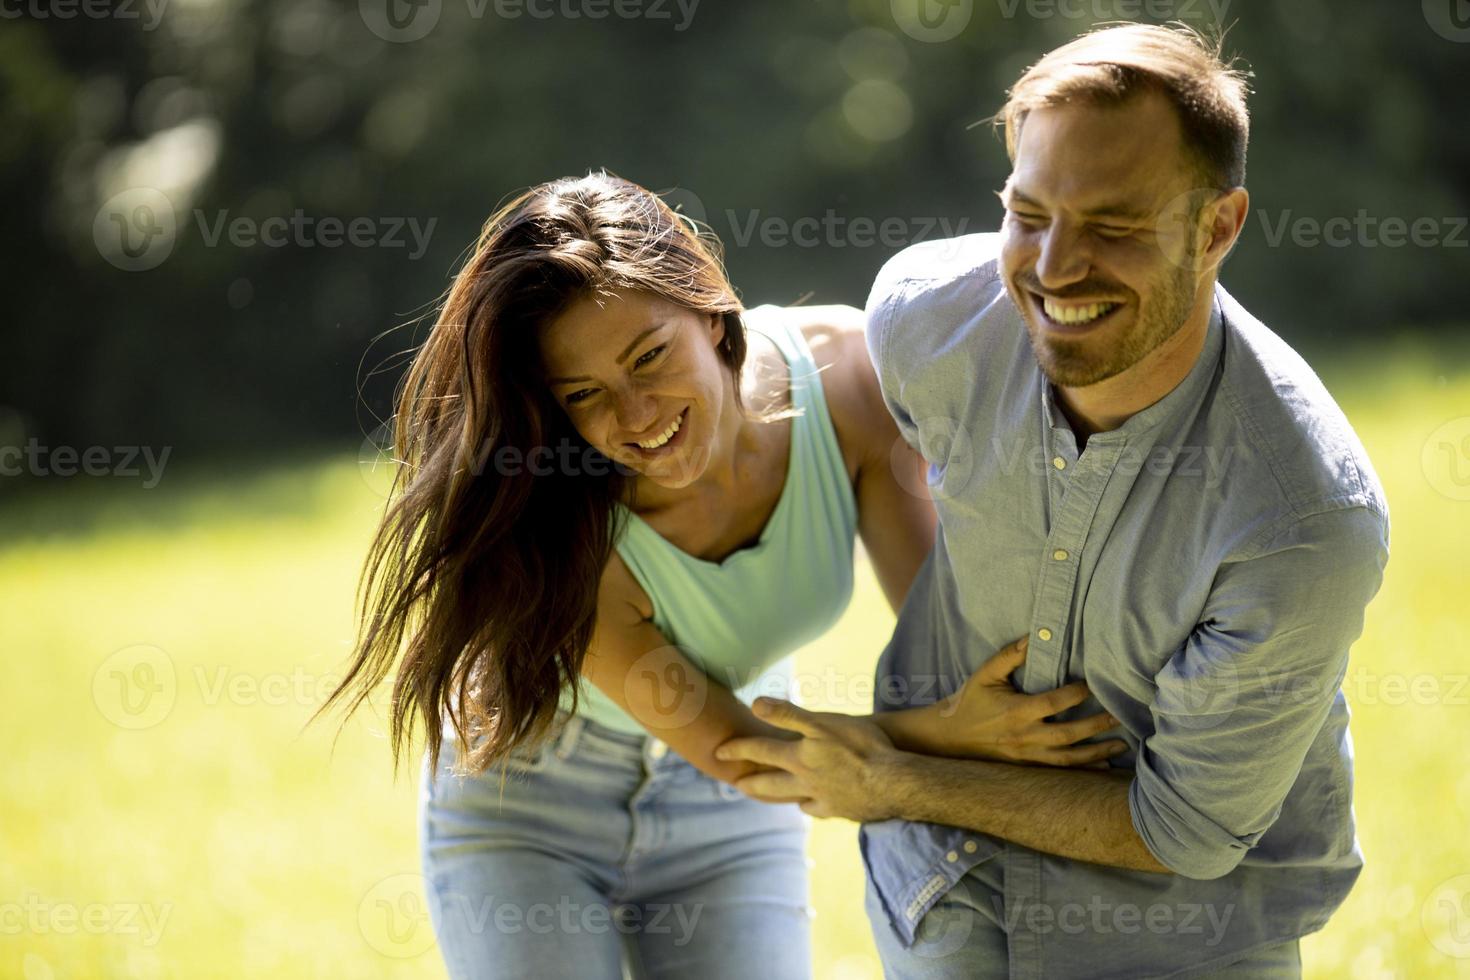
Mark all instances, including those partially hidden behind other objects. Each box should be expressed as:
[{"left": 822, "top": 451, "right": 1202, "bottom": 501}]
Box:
[{"left": 3, "top": 0, "right": 1466, "bottom": 461}]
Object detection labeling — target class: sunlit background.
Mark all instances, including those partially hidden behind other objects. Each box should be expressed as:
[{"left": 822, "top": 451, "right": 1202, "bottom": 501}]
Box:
[{"left": 5, "top": 0, "right": 1469, "bottom": 977}]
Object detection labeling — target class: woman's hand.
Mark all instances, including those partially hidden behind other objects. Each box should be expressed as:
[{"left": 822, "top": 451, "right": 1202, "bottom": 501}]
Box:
[{"left": 876, "top": 636, "right": 1129, "bottom": 767}]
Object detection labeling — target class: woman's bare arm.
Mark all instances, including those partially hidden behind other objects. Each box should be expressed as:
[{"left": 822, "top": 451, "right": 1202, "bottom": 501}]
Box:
[
  {"left": 578, "top": 552, "right": 794, "bottom": 785},
  {"left": 799, "top": 306, "right": 938, "bottom": 613}
]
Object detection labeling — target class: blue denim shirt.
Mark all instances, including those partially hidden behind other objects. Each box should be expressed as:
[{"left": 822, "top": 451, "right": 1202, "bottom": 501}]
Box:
[{"left": 860, "top": 234, "right": 1390, "bottom": 978}]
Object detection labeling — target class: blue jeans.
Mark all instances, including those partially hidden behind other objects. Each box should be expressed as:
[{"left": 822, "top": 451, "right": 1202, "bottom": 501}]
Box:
[
  {"left": 419, "top": 713, "right": 811, "bottom": 979},
  {"left": 863, "top": 858, "right": 1302, "bottom": 979}
]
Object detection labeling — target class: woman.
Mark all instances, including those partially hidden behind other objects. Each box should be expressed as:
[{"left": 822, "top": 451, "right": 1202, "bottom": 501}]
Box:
[{"left": 321, "top": 172, "right": 1122, "bottom": 978}]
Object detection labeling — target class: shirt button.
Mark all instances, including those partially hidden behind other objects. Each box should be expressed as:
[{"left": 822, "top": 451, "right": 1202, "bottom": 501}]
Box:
[
  {"left": 1052, "top": 549, "right": 1069, "bottom": 561},
  {"left": 964, "top": 840, "right": 978, "bottom": 854},
  {"left": 648, "top": 739, "right": 668, "bottom": 760},
  {"left": 1052, "top": 456, "right": 1067, "bottom": 470},
  {"left": 1037, "top": 628, "right": 1053, "bottom": 642},
  {"left": 945, "top": 850, "right": 959, "bottom": 863}
]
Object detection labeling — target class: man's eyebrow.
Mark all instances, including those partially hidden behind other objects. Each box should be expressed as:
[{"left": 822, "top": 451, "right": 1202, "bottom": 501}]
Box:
[
  {"left": 1079, "top": 201, "right": 1155, "bottom": 222},
  {"left": 998, "top": 186, "right": 1043, "bottom": 210},
  {"left": 999, "top": 186, "right": 1153, "bottom": 222},
  {"left": 547, "top": 322, "right": 669, "bottom": 386}
]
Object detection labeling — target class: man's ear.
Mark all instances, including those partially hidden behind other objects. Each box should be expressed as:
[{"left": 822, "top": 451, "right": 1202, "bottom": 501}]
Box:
[{"left": 1202, "top": 187, "right": 1250, "bottom": 272}]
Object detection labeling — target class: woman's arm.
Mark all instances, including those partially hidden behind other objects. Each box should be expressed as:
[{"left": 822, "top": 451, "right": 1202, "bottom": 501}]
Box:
[
  {"left": 806, "top": 308, "right": 938, "bottom": 613},
  {"left": 578, "top": 552, "right": 794, "bottom": 785}
]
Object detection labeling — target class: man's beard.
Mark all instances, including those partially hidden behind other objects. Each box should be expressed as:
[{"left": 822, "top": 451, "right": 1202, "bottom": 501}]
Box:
[{"left": 1012, "top": 260, "right": 1198, "bottom": 388}]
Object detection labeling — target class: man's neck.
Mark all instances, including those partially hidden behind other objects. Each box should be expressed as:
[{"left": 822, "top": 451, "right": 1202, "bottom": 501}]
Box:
[{"left": 1055, "top": 287, "right": 1215, "bottom": 446}]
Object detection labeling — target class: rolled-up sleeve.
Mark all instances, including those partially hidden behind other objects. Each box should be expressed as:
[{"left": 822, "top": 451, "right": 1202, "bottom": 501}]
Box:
[{"left": 1129, "top": 503, "right": 1390, "bottom": 879}]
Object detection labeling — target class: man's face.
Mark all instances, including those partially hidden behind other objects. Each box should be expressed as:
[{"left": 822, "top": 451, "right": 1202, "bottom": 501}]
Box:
[{"left": 999, "top": 90, "right": 1211, "bottom": 388}]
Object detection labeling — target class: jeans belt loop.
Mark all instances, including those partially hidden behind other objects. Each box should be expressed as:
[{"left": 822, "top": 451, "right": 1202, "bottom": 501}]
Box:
[{"left": 555, "top": 713, "right": 585, "bottom": 759}]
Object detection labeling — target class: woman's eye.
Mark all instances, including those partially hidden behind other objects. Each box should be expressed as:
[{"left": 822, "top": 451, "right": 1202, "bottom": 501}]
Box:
[
  {"left": 565, "top": 389, "right": 595, "bottom": 405},
  {"left": 634, "top": 345, "right": 666, "bottom": 368}
]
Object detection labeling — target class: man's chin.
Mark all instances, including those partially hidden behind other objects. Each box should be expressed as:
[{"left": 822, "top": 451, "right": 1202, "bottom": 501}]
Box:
[{"left": 1029, "top": 333, "right": 1122, "bottom": 389}]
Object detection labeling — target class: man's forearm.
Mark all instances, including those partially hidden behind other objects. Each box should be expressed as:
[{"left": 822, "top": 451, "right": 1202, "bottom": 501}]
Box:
[{"left": 874, "top": 751, "right": 1173, "bottom": 875}]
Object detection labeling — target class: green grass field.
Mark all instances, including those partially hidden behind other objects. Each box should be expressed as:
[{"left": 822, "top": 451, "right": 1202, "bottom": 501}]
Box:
[{"left": 4, "top": 338, "right": 1469, "bottom": 978}]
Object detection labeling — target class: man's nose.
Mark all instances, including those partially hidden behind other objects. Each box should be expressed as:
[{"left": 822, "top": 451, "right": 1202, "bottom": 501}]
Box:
[{"left": 1035, "top": 224, "right": 1091, "bottom": 291}]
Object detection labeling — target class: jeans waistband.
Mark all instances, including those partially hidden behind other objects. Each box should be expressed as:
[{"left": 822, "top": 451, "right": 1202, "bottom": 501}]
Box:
[
  {"left": 439, "top": 710, "right": 669, "bottom": 769},
  {"left": 551, "top": 709, "right": 640, "bottom": 750},
  {"left": 550, "top": 711, "right": 695, "bottom": 774}
]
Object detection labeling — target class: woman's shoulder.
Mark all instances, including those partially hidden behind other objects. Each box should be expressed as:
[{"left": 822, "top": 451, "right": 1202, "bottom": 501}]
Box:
[
  {"left": 755, "top": 303, "right": 893, "bottom": 474},
  {"left": 745, "top": 303, "right": 861, "bottom": 358},
  {"left": 599, "top": 548, "right": 653, "bottom": 623}
]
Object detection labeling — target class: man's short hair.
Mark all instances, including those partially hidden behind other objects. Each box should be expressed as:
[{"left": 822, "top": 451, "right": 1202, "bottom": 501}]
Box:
[{"left": 997, "top": 23, "right": 1251, "bottom": 190}]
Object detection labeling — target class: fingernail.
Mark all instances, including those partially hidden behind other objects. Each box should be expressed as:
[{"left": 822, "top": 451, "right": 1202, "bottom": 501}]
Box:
[{"left": 714, "top": 749, "right": 729, "bottom": 761}]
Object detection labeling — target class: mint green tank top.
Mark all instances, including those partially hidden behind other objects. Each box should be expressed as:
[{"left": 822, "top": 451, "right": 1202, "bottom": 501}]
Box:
[{"left": 561, "top": 306, "right": 860, "bottom": 734}]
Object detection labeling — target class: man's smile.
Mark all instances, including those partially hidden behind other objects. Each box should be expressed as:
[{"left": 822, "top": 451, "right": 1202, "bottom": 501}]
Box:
[{"left": 1029, "top": 290, "right": 1127, "bottom": 333}]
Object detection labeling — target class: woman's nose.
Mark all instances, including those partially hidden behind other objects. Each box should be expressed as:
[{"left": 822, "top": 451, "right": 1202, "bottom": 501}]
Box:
[{"left": 612, "top": 389, "right": 659, "bottom": 436}]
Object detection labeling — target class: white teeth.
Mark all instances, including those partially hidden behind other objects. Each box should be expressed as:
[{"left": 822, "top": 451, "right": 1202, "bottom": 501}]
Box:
[
  {"left": 637, "top": 411, "right": 682, "bottom": 450},
  {"left": 1042, "top": 298, "right": 1119, "bottom": 325}
]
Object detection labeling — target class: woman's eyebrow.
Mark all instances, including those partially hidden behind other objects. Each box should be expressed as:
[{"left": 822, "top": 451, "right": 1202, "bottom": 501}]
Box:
[
  {"left": 614, "top": 323, "right": 669, "bottom": 365},
  {"left": 548, "top": 322, "right": 670, "bottom": 385}
]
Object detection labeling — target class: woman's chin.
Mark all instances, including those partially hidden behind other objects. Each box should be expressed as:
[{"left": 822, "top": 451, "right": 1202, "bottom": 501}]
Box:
[
  {"left": 629, "top": 445, "right": 706, "bottom": 489},
  {"left": 641, "top": 459, "right": 702, "bottom": 490}
]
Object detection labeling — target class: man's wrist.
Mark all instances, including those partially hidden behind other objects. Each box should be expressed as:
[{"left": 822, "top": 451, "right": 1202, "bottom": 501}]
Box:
[
  {"left": 870, "top": 702, "right": 952, "bottom": 757},
  {"left": 863, "top": 746, "right": 924, "bottom": 822}
]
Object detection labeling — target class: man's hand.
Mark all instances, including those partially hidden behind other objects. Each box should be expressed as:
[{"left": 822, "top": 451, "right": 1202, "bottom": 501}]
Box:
[
  {"left": 932, "top": 635, "right": 1128, "bottom": 766},
  {"left": 714, "top": 698, "right": 902, "bottom": 821}
]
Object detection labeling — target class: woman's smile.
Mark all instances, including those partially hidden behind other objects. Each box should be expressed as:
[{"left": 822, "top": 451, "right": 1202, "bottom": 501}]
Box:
[{"left": 625, "top": 407, "right": 690, "bottom": 459}]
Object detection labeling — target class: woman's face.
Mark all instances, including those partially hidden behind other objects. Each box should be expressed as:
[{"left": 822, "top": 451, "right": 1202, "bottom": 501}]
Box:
[{"left": 539, "top": 288, "right": 731, "bottom": 490}]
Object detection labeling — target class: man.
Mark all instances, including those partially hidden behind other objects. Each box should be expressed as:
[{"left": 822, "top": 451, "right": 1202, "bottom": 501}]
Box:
[{"left": 716, "top": 23, "right": 1390, "bottom": 979}]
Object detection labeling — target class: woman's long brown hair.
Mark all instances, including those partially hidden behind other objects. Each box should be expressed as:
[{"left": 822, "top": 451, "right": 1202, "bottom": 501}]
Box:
[{"left": 313, "top": 172, "right": 748, "bottom": 778}]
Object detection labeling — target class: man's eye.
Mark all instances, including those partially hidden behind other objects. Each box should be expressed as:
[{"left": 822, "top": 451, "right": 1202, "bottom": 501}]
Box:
[
  {"left": 1094, "top": 224, "right": 1133, "bottom": 238},
  {"left": 635, "top": 345, "right": 666, "bottom": 368},
  {"left": 1010, "top": 211, "right": 1047, "bottom": 227},
  {"left": 566, "top": 389, "right": 596, "bottom": 405}
]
